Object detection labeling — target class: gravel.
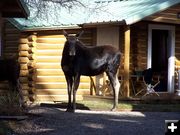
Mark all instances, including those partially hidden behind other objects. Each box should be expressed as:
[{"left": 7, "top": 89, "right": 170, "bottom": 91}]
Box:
[{"left": 10, "top": 107, "right": 180, "bottom": 135}]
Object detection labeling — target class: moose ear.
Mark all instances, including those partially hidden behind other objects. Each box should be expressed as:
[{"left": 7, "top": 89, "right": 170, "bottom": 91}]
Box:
[
  {"left": 63, "top": 30, "right": 68, "bottom": 38},
  {"left": 76, "top": 31, "right": 84, "bottom": 38}
]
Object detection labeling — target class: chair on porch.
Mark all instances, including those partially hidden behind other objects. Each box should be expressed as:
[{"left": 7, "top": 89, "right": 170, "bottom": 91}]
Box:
[
  {"left": 97, "top": 71, "right": 123, "bottom": 96},
  {"left": 135, "top": 68, "right": 160, "bottom": 97}
]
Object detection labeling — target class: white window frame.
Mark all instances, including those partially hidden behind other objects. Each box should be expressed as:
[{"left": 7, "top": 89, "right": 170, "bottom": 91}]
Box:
[{"left": 148, "top": 24, "right": 175, "bottom": 93}]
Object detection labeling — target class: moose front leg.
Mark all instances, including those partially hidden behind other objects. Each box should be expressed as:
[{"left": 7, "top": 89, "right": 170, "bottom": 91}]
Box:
[
  {"left": 65, "top": 75, "right": 73, "bottom": 112},
  {"left": 72, "top": 74, "right": 80, "bottom": 113}
]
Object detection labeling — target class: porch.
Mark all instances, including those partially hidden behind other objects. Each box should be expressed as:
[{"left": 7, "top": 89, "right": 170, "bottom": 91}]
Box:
[
  {"left": 88, "top": 56, "right": 180, "bottom": 100},
  {"left": 84, "top": 94, "right": 180, "bottom": 104}
]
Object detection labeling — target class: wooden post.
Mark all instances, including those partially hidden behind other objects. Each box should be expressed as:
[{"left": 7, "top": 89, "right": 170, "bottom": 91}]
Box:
[
  {"left": 123, "top": 26, "right": 130, "bottom": 97},
  {"left": 90, "top": 76, "right": 96, "bottom": 95}
]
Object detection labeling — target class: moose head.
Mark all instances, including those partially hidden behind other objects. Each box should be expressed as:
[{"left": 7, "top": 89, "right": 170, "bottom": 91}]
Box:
[{"left": 63, "top": 30, "right": 84, "bottom": 56}]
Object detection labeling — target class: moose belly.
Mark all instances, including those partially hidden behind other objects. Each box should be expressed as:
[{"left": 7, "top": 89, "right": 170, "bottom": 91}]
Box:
[{"left": 80, "top": 63, "right": 107, "bottom": 76}]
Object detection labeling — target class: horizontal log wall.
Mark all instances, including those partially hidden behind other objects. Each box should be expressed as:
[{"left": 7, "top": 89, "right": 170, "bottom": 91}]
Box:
[
  {"left": 175, "top": 26, "right": 180, "bottom": 60},
  {"left": 3, "top": 20, "right": 20, "bottom": 58},
  {"left": 119, "top": 23, "right": 148, "bottom": 76},
  {"left": 119, "top": 26, "right": 125, "bottom": 76},
  {"left": 0, "top": 20, "right": 21, "bottom": 94},
  {"left": 130, "top": 22, "right": 148, "bottom": 72}
]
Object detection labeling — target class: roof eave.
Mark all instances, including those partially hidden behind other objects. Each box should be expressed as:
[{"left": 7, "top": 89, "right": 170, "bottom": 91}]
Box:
[
  {"left": 21, "top": 25, "right": 81, "bottom": 32},
  {"left": 80, "top": 20, "right": 126, "bottom": 28},
  {"left": 7, "top": 18, "right": 24, "bottom": 30},
  {"left": 125, "top": 0, "right": 180, "bottom": 25},
  {"left": 8, "top": 18, "right": 126, "bottom": 31}
]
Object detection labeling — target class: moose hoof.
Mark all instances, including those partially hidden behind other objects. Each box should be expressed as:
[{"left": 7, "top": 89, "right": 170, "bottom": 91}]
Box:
[
  {"left": 111, "top": 107, "right": 117, "bottom": 112},
  {"left": 66, "top": 108, "right": 75, "bottom": 113}
]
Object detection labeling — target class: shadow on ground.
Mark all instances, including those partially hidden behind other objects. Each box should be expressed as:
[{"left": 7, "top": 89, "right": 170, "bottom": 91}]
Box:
[
  {"left": 40, "top": 102, "right": 90, "bottom": 110},
  {"left": 6, "top": 106, "right": 180, "bottom": 135}
]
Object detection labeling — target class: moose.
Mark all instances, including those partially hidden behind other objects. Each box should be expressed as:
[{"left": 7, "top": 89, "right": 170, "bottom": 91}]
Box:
[
  {"left": 0, "top": 58, "right": 25, "bottom": 107},
  {"left": 61, "top": 30, "right": 122, "bottom": 112}
]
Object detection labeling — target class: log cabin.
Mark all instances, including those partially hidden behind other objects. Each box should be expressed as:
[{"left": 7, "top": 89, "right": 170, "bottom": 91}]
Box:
[
  {"left": 2, "top": 0, "right": 180, "bottom": 103},
  {"left": 0, "top": 0, "right": 29, "bottom": 98}
]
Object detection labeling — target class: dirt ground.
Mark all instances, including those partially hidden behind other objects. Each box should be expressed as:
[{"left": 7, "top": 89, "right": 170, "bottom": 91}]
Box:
[{"left": 2, "top": 106, "right": 180, "bottom": 135}]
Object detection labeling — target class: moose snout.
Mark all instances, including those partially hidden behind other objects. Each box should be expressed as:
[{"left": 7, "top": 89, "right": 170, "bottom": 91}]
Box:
[{"left": 69, "top": 50, "right": 76, "bottom": 56}]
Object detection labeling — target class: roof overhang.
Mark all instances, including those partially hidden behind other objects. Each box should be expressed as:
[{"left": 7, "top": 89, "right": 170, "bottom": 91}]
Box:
[
  {"left": 0, "top": 0, "right": 29, "bottom": 18},
  {"left": 144, "top": 3, "right": 180, "bottom": 24},
  {"left": 125, "top": 0, "right": 180, "bottom": 25},
  {"left": 7, "top": 0, "right": 180, "bottom": 31},
  {"left": 81, "top": 20, "right": 126, "bottom": 28}
]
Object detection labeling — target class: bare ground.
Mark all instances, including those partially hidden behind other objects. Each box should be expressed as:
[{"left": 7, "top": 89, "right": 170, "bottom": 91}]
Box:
[{"left": 3, "top": 106, "right": 180, "bottom": 135}]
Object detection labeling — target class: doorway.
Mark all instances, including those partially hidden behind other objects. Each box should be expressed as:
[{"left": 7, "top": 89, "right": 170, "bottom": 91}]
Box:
[
  {"left": 148, "top": 24, "right": 175, "bottom": 93},
  {"left": 152, "top": 30, "right": 168, "bottom": 91}
]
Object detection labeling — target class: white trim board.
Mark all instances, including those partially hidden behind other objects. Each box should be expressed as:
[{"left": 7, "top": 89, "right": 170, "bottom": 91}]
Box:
[{"left": 148, "top": 24, "right": 175, "bottom": 93}]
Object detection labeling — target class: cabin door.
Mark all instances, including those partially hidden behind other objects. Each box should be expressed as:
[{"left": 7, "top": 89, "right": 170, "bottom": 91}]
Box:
[
  {"left": 148, "top": 24, "right": 175, "bottom": 93},
  {"left": 152, "top": 30, "right": 168, "bottom": 92}
]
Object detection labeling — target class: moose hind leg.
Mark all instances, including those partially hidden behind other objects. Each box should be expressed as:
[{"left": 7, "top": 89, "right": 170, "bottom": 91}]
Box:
[
  {"left": 106, "top": 71, "right": 120, "bottom": 111},
  {"left": 113, "top": 75, "right": 120, "bottom": 111}
]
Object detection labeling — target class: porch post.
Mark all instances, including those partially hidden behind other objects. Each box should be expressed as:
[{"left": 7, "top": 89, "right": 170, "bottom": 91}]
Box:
[{"left": 123, "top": 25, "right": 130, "bottom": 97}]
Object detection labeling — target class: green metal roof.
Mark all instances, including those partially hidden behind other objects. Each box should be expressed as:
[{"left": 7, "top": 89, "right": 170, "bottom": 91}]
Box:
[{"left": 9, "top": 0, "right": 180, "bottom": 30}]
